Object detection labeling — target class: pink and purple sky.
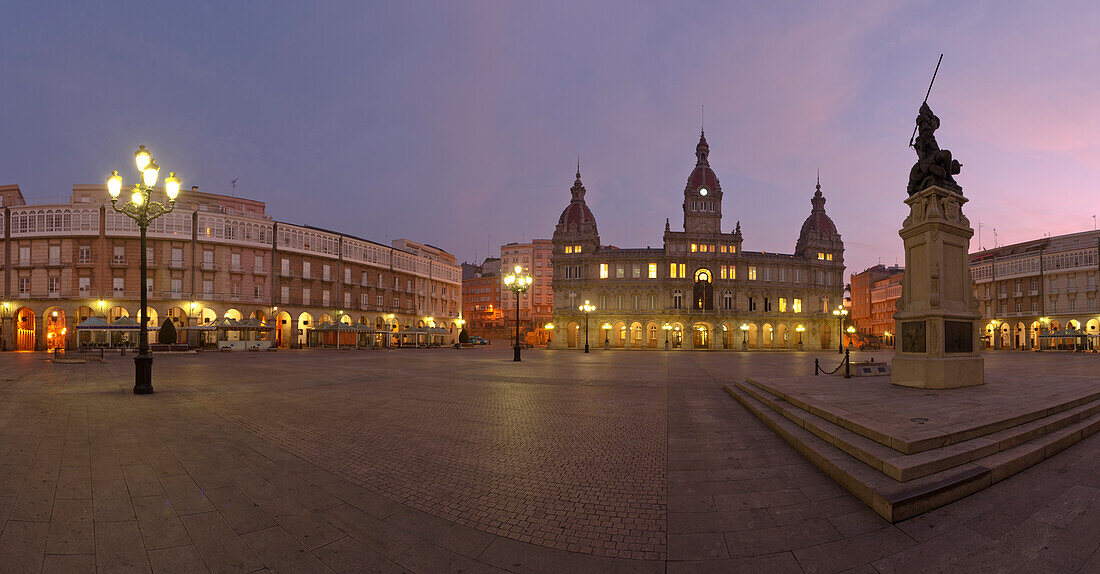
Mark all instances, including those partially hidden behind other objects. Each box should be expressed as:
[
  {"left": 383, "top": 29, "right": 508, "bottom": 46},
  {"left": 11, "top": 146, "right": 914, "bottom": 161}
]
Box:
[{"left": 2, "top": 2, "right": 1098, "bottom": 276}]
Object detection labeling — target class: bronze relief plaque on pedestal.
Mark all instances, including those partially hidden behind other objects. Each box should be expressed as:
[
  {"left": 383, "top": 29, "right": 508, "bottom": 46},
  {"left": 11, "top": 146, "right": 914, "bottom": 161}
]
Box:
[
  {"left": 944, "top": 320, "right": 973, "bottom": 353},
  {"left": 902, "top": 321, "right": 926, "bottom": 353}
]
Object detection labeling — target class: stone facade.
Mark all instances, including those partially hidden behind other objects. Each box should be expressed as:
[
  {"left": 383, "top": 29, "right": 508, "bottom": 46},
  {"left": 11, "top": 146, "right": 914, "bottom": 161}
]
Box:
[
  {"left": 0, "top": 184, "right": 462, "bottom": 351},
  {"left": 550, "top": 133, "right": 845, "bottom": 350}
]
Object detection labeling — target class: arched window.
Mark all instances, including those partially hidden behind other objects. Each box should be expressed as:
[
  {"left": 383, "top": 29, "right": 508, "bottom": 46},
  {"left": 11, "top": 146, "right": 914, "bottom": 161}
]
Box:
[
  {"left": 568, "top": 290, "right": 577, "bottom": 309},
  {"left": 673, "top": 290, "right": 683, "bottom": 309}
]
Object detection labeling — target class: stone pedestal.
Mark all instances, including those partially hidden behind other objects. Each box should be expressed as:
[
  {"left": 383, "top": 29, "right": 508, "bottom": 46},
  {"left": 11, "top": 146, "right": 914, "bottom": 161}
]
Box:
[{"left": 892, "top": 186, "right": 984, "bottom": 389}]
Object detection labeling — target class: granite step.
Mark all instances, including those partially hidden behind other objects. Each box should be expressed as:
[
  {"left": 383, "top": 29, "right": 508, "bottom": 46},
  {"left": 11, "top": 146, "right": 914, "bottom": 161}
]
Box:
[
  {"left": 724, "top": 382, "right": 1100, "bottom": 522},
  {"left": 742, "top": 376, "right": 1100, "bottom": 454},
  {"left": 735, "top": 379, "right": 1100, "bottom": 482}
]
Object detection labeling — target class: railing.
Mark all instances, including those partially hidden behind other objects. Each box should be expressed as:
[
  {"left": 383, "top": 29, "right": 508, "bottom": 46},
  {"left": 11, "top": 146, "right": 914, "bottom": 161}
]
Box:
[
  {"left": 279, "top": 269, "right": 294, "bottom": 279},
  {"left": 110, "top": 257, "right": 127, "bottom": 267},
  {"left": 302, "top": 272, "right": 312, "bottom": 280},
  {"left": 76, "top": 258, "right": 93, "bottom": 267},
  {"left": 47, "top": 258, "right": 66, "bottom": 267},
  {"left": 16, "top": 259, "right": 33, "bottom": 268},
  {"left": 200, "top": 262, "right": 218, "bottom": 272},
  {"left": 146, "top": 260, "right": 158, "bottom": 269},
  {"left": 253, "top": 267, "right": 268, "bottom": 276},
  {"left": 229, "top": 264, "right": 245, "bottom": 273},
  {"left": 814, "top": 349, "right": 851, "bottom": 378},
  {"left": 1028, "top": 289, "right": 1039, "bottom": 296},
  {"left": 168, "top": 260, "right": 187, "bottom": 270}
]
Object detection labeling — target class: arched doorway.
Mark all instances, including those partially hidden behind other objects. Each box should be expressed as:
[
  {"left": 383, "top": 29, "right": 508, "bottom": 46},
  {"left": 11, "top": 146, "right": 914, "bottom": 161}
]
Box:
[
  {"left": 747, "top": 323, "right": 759, "bottom": 349},
  {"left": 15, "top": 308, "right": 35, "bottom": 351},
  {"left": 820, "top": 325, "right": 832, "bottom": 350},
  {"left": 776, "top": 324, "right": 789, "bottom": 349},
  {"left": 298, "top": 312, "right": 314, "bottom": 347},
  {"left": 612, "top": 321, "right": 626, "bottom": 348},
  {"left": 692, "top": 323, "right": 710, "bottom": 348},
  {"left": 250, "top": 309, "right": 267, "bottom": 322},
  {"left": 275, "top": 311, "right": 292, "bottom": 348},
  {"left": 566, "top": 322, "right": 579, "bottom": 348},
  {"left": 199, "top": 308, "right": 217, "bottom": 325},
  {"left": 671, "top": 323, "right": 684, "bottom": 348},
  {"left": 646, "top": 322, "right": 659, "bottom": 348},
  {"left": 339, "top": 314, "right": 353, "bottom": 325},
  {"left": 225, "top": 308, "right": 243, "bottom": 321},
  {"left": 1088, "top": 319, "right": 1100, "bottom": 351},
  {"left": 1031, "top": 321, "right": 1042, "bottom": 349},
  {"left": 762, "top": 323, "right": 774, "bottom": 348},
  {"left": 629, "top": 322, "right": 643, "bottom": 348},
  {"left": 693, "top": 269, "right": 714, "bottom": 310},
  {"left": 45, "top": 307, "right": 66, "bottom": 350},
  {"left": 1014, "top": 322, "right": 1025, "bottom": 349},
  {"left": 143, "top": 308, "right": 159, "bottom": 345}
]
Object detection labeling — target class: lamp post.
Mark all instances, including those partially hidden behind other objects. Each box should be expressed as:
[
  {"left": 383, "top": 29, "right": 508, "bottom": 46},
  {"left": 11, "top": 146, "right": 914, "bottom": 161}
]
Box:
[
  {"left": 602, "top": 322, "right": 611, "bottom": 350},
  {"left": 740, "top": 323, "right": 749, "bottom": 351},
  {"left": 579, "top": 300, "right": 595, "bottom": 353},
  {"left": 722, "top": 324, "right": 728, "bottom": 349},
  {"left": 1038, "top": 317, "right": 1049, "bottom": 351},
  {"left": 544, "top": 322, "right": 554, "bottom": 346},
  {"left": 884, "top": 330, "right": 892, "bottom": 349},
  {"left": 989, "top": 319, "right": 1000, "bottom": 350},
  {"left": 796, "top": 324, "right": 805, "bottom": 351},
  {"left": 662, "top": 322, "right": 672, "bottom": 350},
  {"left": 107, "top": 145, "right": 182, "bottom": 395},
  {"left": 846, "top": 325, "right": 856, "bottom": 350},
  {"left": 504, "top": 265, "right": 533, "bottom": 361},
  {"left": 832, "top": 308, "right": 848, "bottom": 354}
]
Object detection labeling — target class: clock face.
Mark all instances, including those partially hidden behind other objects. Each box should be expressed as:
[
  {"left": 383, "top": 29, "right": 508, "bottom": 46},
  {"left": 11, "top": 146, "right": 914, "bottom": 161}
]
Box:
[{"left": 699, "top": 187, "right": 708, "bottom": 196}]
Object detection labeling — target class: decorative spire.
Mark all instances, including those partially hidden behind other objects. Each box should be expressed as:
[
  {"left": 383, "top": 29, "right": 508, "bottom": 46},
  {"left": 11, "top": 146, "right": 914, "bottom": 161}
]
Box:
[
  {"left": 811, "top": 175, "right": 826, "bottom": 211},
  {"left": 570, "top": 162, "right": 586, "bottom": 202},
  {"left": 695, "top": 131, "right": 710, "bottom": 166},
  {"left": 665, "top": 218, "right": 670, "bottom": 232}
]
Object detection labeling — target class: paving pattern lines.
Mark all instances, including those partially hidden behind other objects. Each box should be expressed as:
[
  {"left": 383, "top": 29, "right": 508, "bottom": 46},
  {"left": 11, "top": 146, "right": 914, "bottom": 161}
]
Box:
[{"left": 184, "top": 353, "right": 669, "bottom": 560}]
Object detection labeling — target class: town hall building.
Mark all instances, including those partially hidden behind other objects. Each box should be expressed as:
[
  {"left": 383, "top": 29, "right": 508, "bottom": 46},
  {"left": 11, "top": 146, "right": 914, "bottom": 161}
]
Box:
[{"left": 550, "top": 132, "right": 846, "bottom": 350}]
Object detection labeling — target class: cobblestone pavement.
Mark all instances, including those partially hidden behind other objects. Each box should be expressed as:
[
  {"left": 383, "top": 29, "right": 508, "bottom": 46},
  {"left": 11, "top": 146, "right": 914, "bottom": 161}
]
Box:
[{"left": 0, "top": 347, "right": 1098, "bottom": 573}]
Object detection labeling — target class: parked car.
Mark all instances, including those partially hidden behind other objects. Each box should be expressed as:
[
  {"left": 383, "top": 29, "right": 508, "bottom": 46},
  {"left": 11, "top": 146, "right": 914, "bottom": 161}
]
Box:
[{"left": 469, "top": 336, "right": 489, "bottom": 345}]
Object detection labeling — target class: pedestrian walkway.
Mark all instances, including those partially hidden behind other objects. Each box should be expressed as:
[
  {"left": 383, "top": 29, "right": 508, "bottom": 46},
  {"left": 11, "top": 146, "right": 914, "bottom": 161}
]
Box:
[{"left": 0, "top": 349, "right": 1097, "bottom": 572}]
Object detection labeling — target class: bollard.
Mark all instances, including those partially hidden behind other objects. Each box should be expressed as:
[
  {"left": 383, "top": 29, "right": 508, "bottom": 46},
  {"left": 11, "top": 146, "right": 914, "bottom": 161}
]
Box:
[
  {"left": 814, "top": 358, "right": 820, "bottom": 376},
  {"left": 844, "top": 348, "right": 851, "bottom": 378}
]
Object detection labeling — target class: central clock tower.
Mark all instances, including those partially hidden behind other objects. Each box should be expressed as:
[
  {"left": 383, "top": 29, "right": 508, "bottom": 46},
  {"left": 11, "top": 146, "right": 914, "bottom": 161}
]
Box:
[{"left": 682, "top": 132, "right": 723, "bottom": 234}]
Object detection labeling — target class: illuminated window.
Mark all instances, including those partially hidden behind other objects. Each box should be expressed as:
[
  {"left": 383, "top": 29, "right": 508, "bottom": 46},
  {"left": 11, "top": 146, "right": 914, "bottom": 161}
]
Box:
[
  {"left": 648, "top": 263, "right": 657, "bottom": 279},
  {"left": 720, "top": 267, "right": 727, "bottom": 280},
  {"left": 574, "top": 245, "right": 582, "bottom": 253},
  {"left": 600, "top": 263, "right": 608, "bottom": 278},
  {"left": 749, "top": 266, "right": 757, "bottom": 280},
  {"left": 721, "top": 245, "right": 727, "bottom": 253},
  {"left": 818, "top": 252, "right": 825, "bottom": 260},
  {"left": 670, "top": 262, "right": 676, "bottom": 277},
  {"left": 565, "top": 246, "right": 573, "bottom": 254},
  {"left": 691, "top": 244, "right": 698, "bottom": 252},
  {"left": 779, "top": 298, "right": 787, "bottom": 312},
  {"left": 615, "top": 265, "right": 624, "bottom": 279},
  {"left": 679, "top": 263, "right": 685, "bottom": 278},
  {"left": 793, "top": 298, "right": 802, "bottom": 313},
  {"left": 826, "top": 253, "right": 834, "bottom": 261},
  {"left": 730, "top": 245, "right": 736, "bottom": 254}
]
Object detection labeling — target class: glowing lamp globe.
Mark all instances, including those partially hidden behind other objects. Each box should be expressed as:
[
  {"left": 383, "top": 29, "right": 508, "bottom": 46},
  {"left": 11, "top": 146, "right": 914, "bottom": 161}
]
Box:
[
  {"left": 131, "top": 190, "right": 144, "bottom": 206},
  {"left": 143, "top": 162, "right": 160, "bottom": 187},
  {"left": 134, "top": 145, "right": 151, "bottom": 170},
  {"left": 107, "top": 171, "right": 123, "bottom": 198},
  {"left": 164, "top": 172, "right": 180, "bottom": 200}
]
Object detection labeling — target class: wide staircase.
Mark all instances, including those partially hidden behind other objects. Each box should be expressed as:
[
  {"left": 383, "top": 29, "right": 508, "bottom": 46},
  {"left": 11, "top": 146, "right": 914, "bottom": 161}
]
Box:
[{"left": 724, "top": 377, "right": 1100, "bottom": 522}]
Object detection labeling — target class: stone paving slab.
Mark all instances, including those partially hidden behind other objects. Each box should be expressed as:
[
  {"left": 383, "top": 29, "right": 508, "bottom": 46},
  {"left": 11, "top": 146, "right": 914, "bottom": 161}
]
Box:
[{"left": 0, "top": 349, "right": 1098, "bottom": 572}]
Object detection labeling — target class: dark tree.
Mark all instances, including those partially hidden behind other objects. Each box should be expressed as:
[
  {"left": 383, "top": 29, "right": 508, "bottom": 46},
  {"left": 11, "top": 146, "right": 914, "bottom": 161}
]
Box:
[{"left": 158, "top": 318, "right": 177, "bottom": 345}]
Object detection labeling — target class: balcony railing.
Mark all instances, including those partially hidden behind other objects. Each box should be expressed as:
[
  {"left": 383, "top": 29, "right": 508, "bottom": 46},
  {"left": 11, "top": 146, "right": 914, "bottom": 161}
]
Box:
[
  {"left": 110, "top": 257, "right": 128, "bottom": 268},
  {"left": 253, "top": 267, "right": 268, "bottom": 276},
  {"left": 321, "top": 274, "right": 333, "bottom": 282},
  {"left": 200, "top": 262, "right": 218, "bottom": 272},
  {"left": 146, "top": 260, "right": 158, "bottom": 269},
  {"left": 46, "top": 258, "right": 67, "bottom": 268},
  {"left": 77, "top": 258, "right": 94, "bottom": 267},
  {"left": 279, "top": 269, "right": 294, "bottom": 279},
  {"left": 1028, "top": 289, "right": 1039, "bottom": 296},
  {"left": 229, "top": 264, "right": 245, "bottom": 273},
  {"left": 302, "top": 272, "right": 312, "bottom": 280},
  {"left": 16, "top": 259, "right": 33, "bottom": 269},
  {"left": 169, "top": 260, "right": 187, "bottom": 270}
]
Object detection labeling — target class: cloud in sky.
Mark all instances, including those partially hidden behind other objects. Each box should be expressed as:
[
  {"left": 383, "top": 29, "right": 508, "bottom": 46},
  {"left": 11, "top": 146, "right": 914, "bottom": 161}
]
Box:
[{"left": 1, "top": 1, "right": 1098, "bottom": 277}]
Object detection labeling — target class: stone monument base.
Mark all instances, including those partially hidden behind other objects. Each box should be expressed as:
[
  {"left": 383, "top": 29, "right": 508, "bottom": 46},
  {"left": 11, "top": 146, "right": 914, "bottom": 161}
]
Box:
[{"left": 891, "top": 354, "right": 984, "bottom": 389}]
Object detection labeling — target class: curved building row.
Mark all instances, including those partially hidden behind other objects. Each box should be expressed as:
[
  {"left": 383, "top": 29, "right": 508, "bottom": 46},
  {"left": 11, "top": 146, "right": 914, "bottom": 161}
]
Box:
[
  {"left": 0, "top": 184, "right": 462, "bottom": 351},
  {"left": 550, "top": 133, "right": 847, "bottom": 350}
]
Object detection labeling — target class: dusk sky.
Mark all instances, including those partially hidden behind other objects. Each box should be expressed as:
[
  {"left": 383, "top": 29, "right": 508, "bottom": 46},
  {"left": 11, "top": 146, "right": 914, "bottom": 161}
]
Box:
[{"left": 3, "top": 1, "right": 1099, "bottom": 277}]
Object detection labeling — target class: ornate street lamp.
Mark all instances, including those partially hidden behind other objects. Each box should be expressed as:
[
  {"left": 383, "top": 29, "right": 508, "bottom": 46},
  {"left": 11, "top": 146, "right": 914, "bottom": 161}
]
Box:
[
  {"left": 602, "top": 322, "right": 612, "bottom": 350},
  {"left": 740, "top": 323, "right": 749, "bottom": 351},
  {"left": 662, "top": 322, "right": 672, "bottom": 350},
  {"left": 884, "top": 330, "right": 892, "bottom": 348},
  {"left": 832, "top": 308, "right": 848, "bottom": 354},
  {"left": 544, "top": 322, "right": 554, "bottom": 345},
  {"left": 796, "top": 324, "right": 805, "bottom": 351},
  {"left": 503, "top": 265, "right": 533, "bottom": 361},
  {"left": 579, "top": 300, "right": 595, "bottom": 353},
  {"left": 846, "top": 325, "right": 856, "bottom": 350},
  {"left": 107, "top": 145, "right": 182, "bottom": 394}
]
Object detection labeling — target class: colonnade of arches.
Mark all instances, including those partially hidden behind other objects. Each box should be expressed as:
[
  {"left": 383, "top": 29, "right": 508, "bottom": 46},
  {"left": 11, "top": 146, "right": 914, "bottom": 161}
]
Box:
[
  {"left": 0, "top": 302, "right": 459, "bottom": 351},
  {"left": 557, "top": 317, "right": 832, "bottom": 350},
  {"left": 983, "top": 318, "right": 1100, "bottom": 351}
]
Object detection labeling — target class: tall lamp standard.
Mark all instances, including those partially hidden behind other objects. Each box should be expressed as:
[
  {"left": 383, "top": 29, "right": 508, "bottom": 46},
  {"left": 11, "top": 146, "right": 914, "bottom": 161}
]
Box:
[
  {"left": 662, "top": 323, "right": 672, "bottom": 350},
  {"left": 579, "top": 300, "right": 595, "bottom": 353},
  {"left": 544, "top": 322, "right": 554, "bottom": 346},
  {"left": 107, "top": 145, "right": 182, "bottom": 395},
  {"left": 503, "top": 265, "right": 533, "bottom": 361},
  {"left": 846, "top": 326, "right": 856, "bottom": 350},
  {"left": 740, "top": 323, "right": 749, "bottom": 351},
  {"left": 602, "top": 322, "right": 611, "bottom": 350},
  {"left": 1038, "top": 317, "right": 1049, "bottom": 352},
  {"left": 796, "top": 324, "right": 805, "bottom": 351},
  {"left": 831, "top": 308, "right": 848, "bottom": 354}
]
